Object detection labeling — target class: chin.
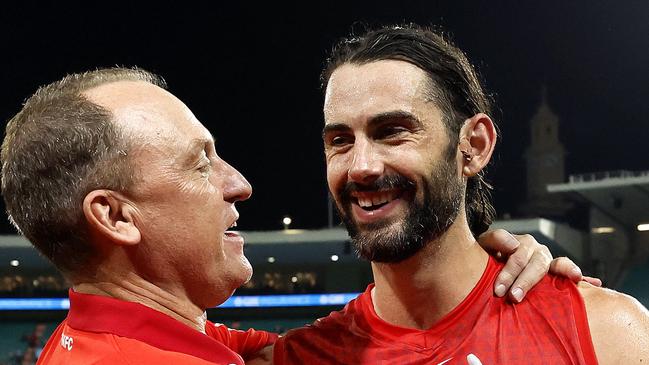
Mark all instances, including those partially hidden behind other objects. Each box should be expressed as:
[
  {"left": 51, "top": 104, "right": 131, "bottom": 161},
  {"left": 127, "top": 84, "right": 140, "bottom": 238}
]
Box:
[
  {"left": 232, "top": 256, "right": 254, "bottom": 287},
  {"left": 241, "top": 262, "right": 254, "bottom": 284}
]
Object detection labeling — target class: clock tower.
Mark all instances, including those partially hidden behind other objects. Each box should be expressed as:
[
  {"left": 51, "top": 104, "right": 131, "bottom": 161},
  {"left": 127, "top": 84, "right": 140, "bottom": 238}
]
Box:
[{"left": 520, "top": 87, "right": 571, "bottom": 218}]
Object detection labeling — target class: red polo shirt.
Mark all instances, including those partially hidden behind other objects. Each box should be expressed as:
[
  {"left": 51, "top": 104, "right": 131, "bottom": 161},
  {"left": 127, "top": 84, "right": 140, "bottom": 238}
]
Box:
[{"left": 37, "top": 290, "right": 277, "bottom": 364}]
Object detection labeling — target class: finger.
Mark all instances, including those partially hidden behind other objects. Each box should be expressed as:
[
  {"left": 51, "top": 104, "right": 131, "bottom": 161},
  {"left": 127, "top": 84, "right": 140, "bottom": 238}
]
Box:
[
  {"left": 493, "top": 241, "right": 534, "bottom": 297},
  {"left": 508, "top": 247, "right": 552, "bottom": 303},
  {"left": 478, "top": 229, "right": 520, "bottom": 255},
  {"left": 583, "top": 276, "right": 603, "bottom": 287},
  {"left": 467, "top": 354, "right": 483, "bottom": 365},
  {"left": 549, "top": 256, "right": 583, "bottom": 282}
]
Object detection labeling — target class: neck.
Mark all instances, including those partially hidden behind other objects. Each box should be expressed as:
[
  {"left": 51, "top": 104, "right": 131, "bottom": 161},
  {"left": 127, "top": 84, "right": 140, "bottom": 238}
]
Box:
[
  {"left": 73, "top": 272, "right": 207, "bottom": 334},
  {"left": 370, "top": 219, "right": 488, "bottom": 330}
]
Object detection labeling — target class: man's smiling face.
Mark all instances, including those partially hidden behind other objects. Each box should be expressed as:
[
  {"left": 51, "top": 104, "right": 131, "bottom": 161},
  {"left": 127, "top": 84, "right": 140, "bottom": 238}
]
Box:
[{"left": 323, "top": 60, "right": 465, "bottom": 263}]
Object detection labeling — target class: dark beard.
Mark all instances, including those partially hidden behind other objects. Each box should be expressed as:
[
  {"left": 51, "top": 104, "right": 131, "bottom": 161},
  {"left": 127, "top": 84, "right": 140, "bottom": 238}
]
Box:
[{"left": 336, "top": 159, "right": 463, "bottom": 263}]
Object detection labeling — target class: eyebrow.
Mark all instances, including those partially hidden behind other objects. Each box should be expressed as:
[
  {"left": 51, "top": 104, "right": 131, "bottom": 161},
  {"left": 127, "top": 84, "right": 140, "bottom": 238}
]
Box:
[
  {"left": 182, "top": 137, "right": 214, "bottom": 165},
  {"left": 188, "top": 138, "right": 210, "bottom": 152},
  {"left": 322, "top": 110, "right": 424, "bottom": 139},
  {"left": 321, "top": 123, "right": 350, "bottom": 139}
]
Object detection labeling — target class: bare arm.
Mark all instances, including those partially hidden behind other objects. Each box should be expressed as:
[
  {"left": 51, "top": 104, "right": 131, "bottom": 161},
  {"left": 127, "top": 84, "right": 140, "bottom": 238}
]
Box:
[{"left": 579, "top": 283, "right": 649, "bottom": 364}]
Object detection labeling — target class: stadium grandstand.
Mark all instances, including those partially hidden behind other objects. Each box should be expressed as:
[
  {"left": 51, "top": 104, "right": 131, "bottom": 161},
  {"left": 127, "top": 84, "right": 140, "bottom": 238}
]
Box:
[{"left": 1, "top": 169, "right": 649, "bottom": 363}]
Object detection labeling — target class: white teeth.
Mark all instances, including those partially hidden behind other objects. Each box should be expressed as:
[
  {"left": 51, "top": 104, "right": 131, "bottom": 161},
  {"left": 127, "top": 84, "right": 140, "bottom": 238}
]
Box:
[
  {"left": 228, "top": 221, "right": 237, "bottom": 229},
  {"left": 359, "top": 198, "right": 372, "bottom": 207},
  {"left": 357, "top": 191, "right": 398, "bottom": 208}
]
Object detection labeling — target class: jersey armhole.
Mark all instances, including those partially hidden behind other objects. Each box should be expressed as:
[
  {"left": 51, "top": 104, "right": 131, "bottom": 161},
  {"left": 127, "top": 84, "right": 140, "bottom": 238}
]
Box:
[
  {"left": 271, "top": 335, "right": 286, "bottom": 365},
  {"left": 570, "top": 283, "right": 599, "bottom": 364}
]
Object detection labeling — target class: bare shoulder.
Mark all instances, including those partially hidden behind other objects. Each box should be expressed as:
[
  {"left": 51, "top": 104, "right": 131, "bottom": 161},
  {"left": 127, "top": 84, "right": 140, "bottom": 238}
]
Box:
[{"left": 578, "top": 282, "right": 649, "bottom": 364}]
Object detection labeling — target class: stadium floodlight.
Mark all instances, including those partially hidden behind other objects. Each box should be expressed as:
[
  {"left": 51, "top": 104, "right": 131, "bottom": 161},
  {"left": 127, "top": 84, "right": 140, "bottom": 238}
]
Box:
[
  {"left": 637, "top": 224, "right": 649, "bottom": 232},
  {"left": 591, "top": 227, "right": 615, "bottom": 234},
  {"left": 330, "top": 255, "right": 339, "bottom": 262},
  {"left": 282, "top": 216, "right": 292, "bottom": 230},
  {"left": 267, "top": 256, "right": 276, "bottom": 263},
  {"left": 10, "top": 260, "right": 19, "bottom": 267}
]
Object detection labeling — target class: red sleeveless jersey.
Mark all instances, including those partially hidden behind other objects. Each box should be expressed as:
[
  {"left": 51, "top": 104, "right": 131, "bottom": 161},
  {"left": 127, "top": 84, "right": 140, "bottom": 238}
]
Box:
[{"left": 274, "top": 257, "right": 598, "bottom": 364}]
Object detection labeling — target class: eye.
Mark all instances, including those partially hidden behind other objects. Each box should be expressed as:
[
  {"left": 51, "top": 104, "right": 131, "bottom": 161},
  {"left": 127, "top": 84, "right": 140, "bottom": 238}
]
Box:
[
  {"left": 197, "top": 160, "right": 212, "bottom": 177},
  {"left": 327, "top": 133, "right": 354, "bottom": 148},
  {"left": 375, "top": 124, "right": 408, "bottom": 140}
]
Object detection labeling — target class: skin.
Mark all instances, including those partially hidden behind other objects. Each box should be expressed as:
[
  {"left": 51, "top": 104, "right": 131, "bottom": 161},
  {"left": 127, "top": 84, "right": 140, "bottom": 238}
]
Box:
[
  {"left": 580, "top": 282, "right": 649, "bottom": 364},
  {"left": 75, "top": 80, "right": 252, "bottom": 333},
  {"left": 322, "top": 60, "right": 649, "bottom": 363},
  {"left": 39, "top": 78, "right": 588, "bottom": 364},
  {"left": 323, "top": 60, "right": 494, "bottom": 328},
  {"left": 245, "top": 61, "right": 602, "bottom": 364}
]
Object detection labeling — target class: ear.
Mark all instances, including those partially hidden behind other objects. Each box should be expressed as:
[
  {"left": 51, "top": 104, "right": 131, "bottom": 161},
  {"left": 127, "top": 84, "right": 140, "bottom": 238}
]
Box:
[
  {"left": 82, "top": 190, "right": 141, "bottom": 246},
  {"left": 457, "top": 113, "right": 497, "bottom": 177}
]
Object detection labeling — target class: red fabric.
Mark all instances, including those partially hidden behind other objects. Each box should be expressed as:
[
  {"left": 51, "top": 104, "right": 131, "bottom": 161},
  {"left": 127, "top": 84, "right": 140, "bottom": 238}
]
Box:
[
  {"left": 205, "top": 322, "right": 278, "bottom": 360},
  {"left": 274, "top": 256, "right": 598, "bottom": 365},
  {"left": 37, "top": 290, "right": 277, "bottom": 364}
]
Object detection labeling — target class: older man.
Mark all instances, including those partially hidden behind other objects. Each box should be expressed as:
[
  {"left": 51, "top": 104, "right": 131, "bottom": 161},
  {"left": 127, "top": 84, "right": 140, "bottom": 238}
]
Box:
[
  {"left": 2, "top": 69, "right": 277, "bottom": 364},
  {"left": 2, "top": 68, "right": 591, "bottom": 364},
  {"left": 269, "top": 24, "right": 649, "bottom": 364}
]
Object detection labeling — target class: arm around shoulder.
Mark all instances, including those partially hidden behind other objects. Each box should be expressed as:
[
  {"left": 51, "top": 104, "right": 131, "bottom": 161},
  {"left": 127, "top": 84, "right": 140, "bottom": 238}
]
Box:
[
  {"left": 245, "top": 344, "right": 274, "bottom": 365},
  {"left": 579, "top": 282, "right": 649, "bottom": 364}
]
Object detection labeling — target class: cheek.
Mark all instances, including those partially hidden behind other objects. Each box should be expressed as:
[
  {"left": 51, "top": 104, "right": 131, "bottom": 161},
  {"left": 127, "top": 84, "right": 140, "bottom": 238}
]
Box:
[
  {"left": 326, "top": 160, "right": 347, "bottom": 194},
  {"left": 177, "top": 176, "right": 218, "bottom": 197}
]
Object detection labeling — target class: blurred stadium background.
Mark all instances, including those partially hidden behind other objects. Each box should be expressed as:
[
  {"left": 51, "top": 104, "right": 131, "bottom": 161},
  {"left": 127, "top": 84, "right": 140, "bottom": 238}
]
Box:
[
  {"left": 1, "top": 162, "right": 648, "bottom": 363},
  {"left": 2, "top": 56, "right": 649, "bottom": 365},
  {"left": 2, "top": 3, "right": 649, "bottom": 364}
]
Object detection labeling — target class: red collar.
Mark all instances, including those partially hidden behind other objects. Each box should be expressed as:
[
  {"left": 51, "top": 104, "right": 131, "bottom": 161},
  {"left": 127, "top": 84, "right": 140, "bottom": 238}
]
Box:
[
  {"left": 355, "top": 256, "right": 498, "bottom": 345},
  {"left": 66, "top": 289, "right": 242, "bottom": 364}
]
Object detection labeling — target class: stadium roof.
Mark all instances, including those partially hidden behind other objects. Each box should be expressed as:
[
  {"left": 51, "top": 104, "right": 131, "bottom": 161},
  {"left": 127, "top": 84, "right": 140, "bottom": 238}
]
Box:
[{"left": 548, "top": 170, "right": 649, "bottom": 230}]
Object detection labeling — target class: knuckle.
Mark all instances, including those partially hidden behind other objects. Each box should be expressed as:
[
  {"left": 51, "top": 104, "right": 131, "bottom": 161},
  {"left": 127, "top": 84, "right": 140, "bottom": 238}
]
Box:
[
  {"left": 517, "top": 243, "right": 534, "bottom": 258},
  {"left": 521, "top": 234, "right": 535, "bottom": 242},
  {"left": 510, "top": 254, "right": 528, "bottom": 271},
  {"left": 497, "top": 271, "right": 514, "bottom": 284},
  {"left": 515, "top": 278, "right": 533, "bottom": 290},
  {"left": 487, "top": 229, "right": 508, "bottom": 241},
  {"left": 560, "top": 256, "right": 575, "bottom": 265},
  {"left": 533, "top": 257, "right": 551, "bottom": 273},
  {"left": 536, "top": 249, "right": 552, "bottom": 262}
]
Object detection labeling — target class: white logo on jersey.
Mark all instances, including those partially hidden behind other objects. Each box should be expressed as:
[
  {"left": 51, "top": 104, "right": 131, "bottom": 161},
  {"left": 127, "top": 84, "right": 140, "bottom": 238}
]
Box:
[
  {"left": 60, "top": 333, "right": 73, "bottom": 351},
  {"left": 466, "top": 354, "right": 482, "bottom": 365},
  {"left": 435, "top": 354, "right": 482, "bottom": 365}
]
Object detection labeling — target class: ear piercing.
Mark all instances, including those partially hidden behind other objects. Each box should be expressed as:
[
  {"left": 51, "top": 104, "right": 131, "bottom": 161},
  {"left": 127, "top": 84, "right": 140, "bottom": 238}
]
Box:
[
  {"left": 458, "top": 138, "right": 473, "bottom": 162},
  {"left": 461, "top": 150, "right": 473, "bottom": 162}
]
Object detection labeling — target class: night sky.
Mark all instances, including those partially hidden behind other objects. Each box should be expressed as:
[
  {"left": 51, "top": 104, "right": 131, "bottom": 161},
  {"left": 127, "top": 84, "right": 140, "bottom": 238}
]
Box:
[{"left": 1, "top": 2, "right": 647, "bottom": 232}]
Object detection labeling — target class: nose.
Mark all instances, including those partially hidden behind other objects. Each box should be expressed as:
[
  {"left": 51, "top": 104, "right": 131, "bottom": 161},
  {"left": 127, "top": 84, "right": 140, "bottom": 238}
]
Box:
[
  {"left": 222, "top": 160, "right": 252, "bottom": 203},
  {"left": 347, "top": 139, "right": 383, "bottom": 184}
]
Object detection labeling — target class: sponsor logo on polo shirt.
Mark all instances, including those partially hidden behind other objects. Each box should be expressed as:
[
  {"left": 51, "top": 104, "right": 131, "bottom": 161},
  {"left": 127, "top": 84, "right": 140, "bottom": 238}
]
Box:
[{"left": 60, "top": 333, "right": 73, "bottom": 351}]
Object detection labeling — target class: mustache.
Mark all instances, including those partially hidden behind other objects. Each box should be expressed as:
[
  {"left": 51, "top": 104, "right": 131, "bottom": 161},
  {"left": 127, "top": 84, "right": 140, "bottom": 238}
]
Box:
[{"left": 339, "top": 174, "right": 415, "bottom": 201}]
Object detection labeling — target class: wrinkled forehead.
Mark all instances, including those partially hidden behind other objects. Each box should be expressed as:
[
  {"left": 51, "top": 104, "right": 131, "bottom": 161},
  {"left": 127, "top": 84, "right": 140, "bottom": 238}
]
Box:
[
  {"left": 83, "top": 80, "right": 210, "bottom": 143},
  {"left": 323, "top": 60, "right": 431, "bottom": 124}
]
